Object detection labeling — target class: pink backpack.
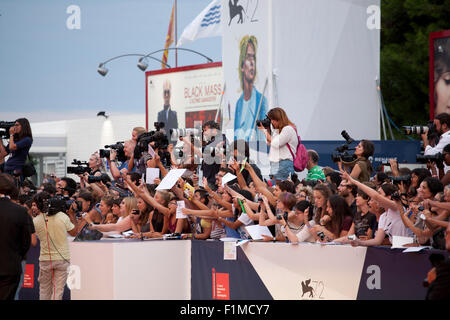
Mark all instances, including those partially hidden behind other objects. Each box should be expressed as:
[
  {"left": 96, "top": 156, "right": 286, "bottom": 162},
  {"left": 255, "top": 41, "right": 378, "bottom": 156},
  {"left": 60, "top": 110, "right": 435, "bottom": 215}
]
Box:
[{"left": 286, "top": 126, "right": 308, "bottom": 172}]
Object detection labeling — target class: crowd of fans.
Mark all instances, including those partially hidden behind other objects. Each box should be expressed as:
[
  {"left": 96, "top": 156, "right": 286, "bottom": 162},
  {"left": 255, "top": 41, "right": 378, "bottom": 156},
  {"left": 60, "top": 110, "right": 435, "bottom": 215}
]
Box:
[{"left": 1, "top": 110, "right": 450, "bottom": 300}]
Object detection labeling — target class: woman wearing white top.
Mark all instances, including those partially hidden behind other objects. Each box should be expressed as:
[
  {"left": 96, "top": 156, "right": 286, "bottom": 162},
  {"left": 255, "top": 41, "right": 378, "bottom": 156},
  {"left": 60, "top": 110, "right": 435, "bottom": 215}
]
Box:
[{"left": 258, "top": 107, "right": 298, "bottom": 181}]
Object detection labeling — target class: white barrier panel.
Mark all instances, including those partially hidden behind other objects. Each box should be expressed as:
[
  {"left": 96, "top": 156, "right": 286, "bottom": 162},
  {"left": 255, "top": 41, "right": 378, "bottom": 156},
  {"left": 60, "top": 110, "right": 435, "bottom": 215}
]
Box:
[
  {"left": 242, "top": 242, "right": 367, "bottom": 300},
  {"left": 70, "top": 240, "right": 191, "bottom": 300}
]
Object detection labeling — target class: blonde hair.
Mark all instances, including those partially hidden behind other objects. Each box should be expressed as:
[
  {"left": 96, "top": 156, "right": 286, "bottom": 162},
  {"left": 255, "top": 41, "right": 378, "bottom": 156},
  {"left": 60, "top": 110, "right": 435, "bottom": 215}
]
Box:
[
  {"left": 238, "top": 35, "right": 258, "bottom": 91},
  {"left": 133, "top": 127, "right": 146, "bottom": 137},
  {"left": 122, "top": 197, "right": 138, "bottom": 217}
]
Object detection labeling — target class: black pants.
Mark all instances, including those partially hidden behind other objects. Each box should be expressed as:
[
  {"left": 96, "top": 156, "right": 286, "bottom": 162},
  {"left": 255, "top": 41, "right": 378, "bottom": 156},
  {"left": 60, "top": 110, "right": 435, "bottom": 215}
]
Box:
[{"left": 0, "top": 275, "right": 20, "bottom": 300}]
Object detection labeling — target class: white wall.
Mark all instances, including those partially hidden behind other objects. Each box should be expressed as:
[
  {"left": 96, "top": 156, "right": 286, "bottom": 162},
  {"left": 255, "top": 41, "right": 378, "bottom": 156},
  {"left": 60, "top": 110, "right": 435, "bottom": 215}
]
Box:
[
  {"left": 30, "top": 113, "right": 146, "bottom": 178},
  {"left": 272, "top": 0, "right": 380, "bottom": 140}
]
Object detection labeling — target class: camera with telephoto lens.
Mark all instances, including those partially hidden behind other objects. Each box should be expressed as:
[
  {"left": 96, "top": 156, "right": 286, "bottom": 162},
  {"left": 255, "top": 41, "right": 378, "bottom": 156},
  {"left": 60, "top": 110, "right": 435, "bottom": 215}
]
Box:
[
  {"left": 99, "top": 141, "right": 127, "bottom": 162},
  {"left": 403, "top": 121, "right": 436, "bottom": 136},
  {"left": 256, "top": 116, "right": 271, "bottom": 128},
  {"left": 0, "top": 121, "right": 15, "bottom": 139},
  {"left": 416, "top": 153, "right": 444, "bottom": 167},
  {"left": 404, "top": 121, "right": 440, "bottom": 148},
  {"left": 331, "top": 130, "right": 357, "bottom": 163},
  {"left": 67, "top": 159, "right": 90, "bottom": 175},
  {"left": 87, "top": 173, "right": 111, "bottom": 185}
]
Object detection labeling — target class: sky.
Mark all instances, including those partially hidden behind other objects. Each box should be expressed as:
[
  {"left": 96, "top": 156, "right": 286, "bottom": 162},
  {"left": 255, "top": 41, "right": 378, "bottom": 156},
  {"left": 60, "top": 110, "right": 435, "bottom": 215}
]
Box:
[{"left": 0, "top": 0, "right": 222, "bottom": 122}]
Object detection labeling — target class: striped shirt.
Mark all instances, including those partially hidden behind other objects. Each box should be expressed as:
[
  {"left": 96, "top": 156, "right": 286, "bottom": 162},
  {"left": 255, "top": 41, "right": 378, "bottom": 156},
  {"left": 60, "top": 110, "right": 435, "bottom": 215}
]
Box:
[{"left": 305, "top": 165, "right": 325, "bottom": 181}]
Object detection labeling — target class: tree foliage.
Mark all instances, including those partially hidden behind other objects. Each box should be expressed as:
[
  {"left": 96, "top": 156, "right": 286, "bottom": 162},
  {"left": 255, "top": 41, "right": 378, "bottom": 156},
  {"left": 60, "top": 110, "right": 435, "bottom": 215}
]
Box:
[{"left": 380, "top": 0, "right": 450, "bottom": 138}]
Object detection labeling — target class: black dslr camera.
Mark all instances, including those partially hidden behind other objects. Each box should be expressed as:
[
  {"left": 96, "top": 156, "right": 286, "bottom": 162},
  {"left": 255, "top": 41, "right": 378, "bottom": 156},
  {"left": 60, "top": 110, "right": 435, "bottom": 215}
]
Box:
[
  {"left": 256, "top": 116, "right": 271, "bottom": 128},
  {"left": 331, "top": 130, "right": 357, "bottom": 163},
  {"left": 0, "top": 121, "right": 15, "bottom": 139},
  {"left": 67, "top": 159, "right": 90, "bottom": 175}
]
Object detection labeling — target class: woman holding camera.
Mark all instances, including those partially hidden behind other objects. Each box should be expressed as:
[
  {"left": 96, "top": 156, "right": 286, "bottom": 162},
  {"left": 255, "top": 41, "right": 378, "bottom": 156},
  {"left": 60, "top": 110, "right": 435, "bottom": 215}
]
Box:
[
  {"left": 0, "top": 118, "right": 33, "bottom": 180},
  {"left": 338, "top": 140, "right": 374, "bottom": 183},
  {"left": 258, "top": 107, "right": 298, "bottom": 181}
]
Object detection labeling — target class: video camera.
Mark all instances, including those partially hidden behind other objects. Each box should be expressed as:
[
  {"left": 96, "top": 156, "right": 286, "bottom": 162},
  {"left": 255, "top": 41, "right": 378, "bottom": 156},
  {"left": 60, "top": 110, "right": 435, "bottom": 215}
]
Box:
[
  {"left": 45, "top": 195, "right": 72, "bottom": 216},
  {"left": 67, "top": 159, "right": 90, "bottom": 175},
  {"left": 134, "top": 122, "right": 171, "bottom": 167},
  {"left": 99, "top": 141, "right": 127, "bottom": 162},
  {"left": 331, "top": 130, "right": 356, "bottom": 163},
  {"left": 0, "top": 121, "right": 15, "bottom": 139}
]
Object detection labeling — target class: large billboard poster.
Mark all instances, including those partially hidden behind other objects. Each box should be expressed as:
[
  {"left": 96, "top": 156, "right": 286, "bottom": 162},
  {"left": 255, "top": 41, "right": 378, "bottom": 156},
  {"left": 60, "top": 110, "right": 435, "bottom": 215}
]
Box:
[
  {"left": 430, "top": 30, "right": 450, "bottom": 119},
  {"left": 221, "top": 0, "right": 270, "bottom": 148},
  {"left": 146, "top": 62, "right": 223, "bottom": 138}
]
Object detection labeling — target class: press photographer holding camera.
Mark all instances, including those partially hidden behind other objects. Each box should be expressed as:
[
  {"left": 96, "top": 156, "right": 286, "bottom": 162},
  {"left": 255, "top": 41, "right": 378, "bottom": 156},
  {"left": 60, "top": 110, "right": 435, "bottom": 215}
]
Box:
[
  {"left": 0, "top": 118, "right": 33, "bottom": 181},
  {"left": 104, "top": 140, "right": 136, "bottom": 180},
  {"left": 336, "top": 135, "right": 374, "bottom": 183},
  {"left": 257, "top": 107, "right": 298, "bottom": 181},
  {"left": 32, "top": 191, "right": 78, "bottom": 300},
  {"left": 421, "top": 113, "right": 450, "bottom": 157},
  {"left": 181, "top": 120, "right": 227, "bottom": 187}
]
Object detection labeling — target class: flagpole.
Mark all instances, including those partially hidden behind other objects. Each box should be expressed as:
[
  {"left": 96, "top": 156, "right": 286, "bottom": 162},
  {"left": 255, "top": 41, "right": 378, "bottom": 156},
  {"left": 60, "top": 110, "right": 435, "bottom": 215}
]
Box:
[{"left": 175, "top": 0, "right": 178, "bottom": 67}]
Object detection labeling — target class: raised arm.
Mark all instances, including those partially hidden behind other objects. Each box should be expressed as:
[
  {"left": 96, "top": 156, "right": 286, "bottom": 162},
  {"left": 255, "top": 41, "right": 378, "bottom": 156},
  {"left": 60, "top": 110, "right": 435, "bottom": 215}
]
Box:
[
  {"left": 341, "top": 170, "right": 399, "bottom": 211},
  {"left": 244, "top": 162, "right": 276, "bottom": 206},
  {"left": 203, "top": 177, "right": 232, "bottom": 211}
]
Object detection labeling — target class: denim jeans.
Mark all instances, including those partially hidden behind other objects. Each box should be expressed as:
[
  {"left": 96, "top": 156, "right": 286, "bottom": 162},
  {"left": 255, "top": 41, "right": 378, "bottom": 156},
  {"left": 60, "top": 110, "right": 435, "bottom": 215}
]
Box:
[{"left": 270, "top": 159, "right": 295, "bottom": 181}]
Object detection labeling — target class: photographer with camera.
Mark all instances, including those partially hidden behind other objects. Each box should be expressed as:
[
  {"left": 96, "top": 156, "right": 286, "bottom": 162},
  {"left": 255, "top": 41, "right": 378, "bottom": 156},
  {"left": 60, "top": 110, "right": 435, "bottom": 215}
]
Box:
[
  {"left": 55, "top": 177, "right": 77, "bottom": 199},
  {"left": 257, "top": 107, "right": 298, "bottom": 181},
  {"left": 88, "top": 152, "right": 105, "bottom": 175},
  {"left": 32, "top": 191, "right": 78, "bottom": 300},
  {"left": 181, "top": 120, "right": 226, "bottom": 187},
  {"left": 422, "top": 113, "right": 450, "bottom": 158},
  {"left": 0, "top": 118, "right": 33, "bottom": 182},
  {"left": 106, "top": 140, "right": 136, "bottom": 181},
  {"left": 338, "top": 139, "right": 374, "bottom": 183}
]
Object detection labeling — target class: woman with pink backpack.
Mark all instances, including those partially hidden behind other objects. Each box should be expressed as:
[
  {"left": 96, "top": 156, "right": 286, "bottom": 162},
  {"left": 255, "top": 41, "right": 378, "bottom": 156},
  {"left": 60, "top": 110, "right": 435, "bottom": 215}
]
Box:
[{"left": 257, "top": 107, "right": 308, "bottom": 182}]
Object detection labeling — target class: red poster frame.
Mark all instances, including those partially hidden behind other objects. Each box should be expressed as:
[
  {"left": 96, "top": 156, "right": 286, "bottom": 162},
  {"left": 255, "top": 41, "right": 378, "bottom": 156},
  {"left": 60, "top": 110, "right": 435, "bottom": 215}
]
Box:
[
  {"left": 145, "top": 62, "right": 222, "bottom": 130},
  {"left": 429, "top": 30, "right": 450, "bottom": 120}
]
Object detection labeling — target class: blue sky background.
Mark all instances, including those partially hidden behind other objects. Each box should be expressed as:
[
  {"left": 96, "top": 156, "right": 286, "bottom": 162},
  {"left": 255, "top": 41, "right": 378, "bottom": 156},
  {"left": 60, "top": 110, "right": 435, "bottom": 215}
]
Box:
[{"left": 0, "top": 0, "right": 222, "bottom": 122}]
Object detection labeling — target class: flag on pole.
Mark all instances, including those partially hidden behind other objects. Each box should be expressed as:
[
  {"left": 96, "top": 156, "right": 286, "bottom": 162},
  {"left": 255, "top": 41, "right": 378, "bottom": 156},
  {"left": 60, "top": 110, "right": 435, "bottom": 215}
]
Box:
[
  {"left": 162, "top": 2, "right": 176, "bottom": 69},
  {"left": 176, "top": 0, "right": 221, "bottom": 47}
]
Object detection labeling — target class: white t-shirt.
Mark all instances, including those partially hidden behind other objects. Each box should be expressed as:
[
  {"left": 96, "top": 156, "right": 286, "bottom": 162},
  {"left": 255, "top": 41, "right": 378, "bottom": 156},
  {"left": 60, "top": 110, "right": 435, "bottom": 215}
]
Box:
[
  {"left": 424, "top": 131, "right": 450, "bottom": 173},
  {"left": 377, "top": 208, "right": 414, "bottom": 244},
  {"left": 269, "top": 126, "right": 298, "bottom": 162}
]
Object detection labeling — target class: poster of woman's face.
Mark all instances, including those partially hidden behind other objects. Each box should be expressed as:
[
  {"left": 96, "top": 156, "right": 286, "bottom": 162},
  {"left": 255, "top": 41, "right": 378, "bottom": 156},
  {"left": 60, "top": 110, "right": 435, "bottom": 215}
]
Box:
[{"left": 431, "top": 32, "right": 450, "bottom": 118}]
